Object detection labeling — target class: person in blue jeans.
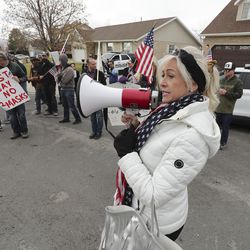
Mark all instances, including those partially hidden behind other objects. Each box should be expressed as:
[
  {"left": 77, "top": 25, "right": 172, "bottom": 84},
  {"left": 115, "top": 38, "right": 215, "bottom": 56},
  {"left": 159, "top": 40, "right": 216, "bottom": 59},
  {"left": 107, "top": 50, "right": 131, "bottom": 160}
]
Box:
[
  {"left": 86, "top": 58, "right": 107, "bottom": 139},
  {"left": 215, "top": 62, "right": 243, "bottom": 150},
  {"left": 57, "top": 54, "right": 81, "bottom": 124},
  {"left": 0, "top": 53, "right": 29, "bottom": 139}
]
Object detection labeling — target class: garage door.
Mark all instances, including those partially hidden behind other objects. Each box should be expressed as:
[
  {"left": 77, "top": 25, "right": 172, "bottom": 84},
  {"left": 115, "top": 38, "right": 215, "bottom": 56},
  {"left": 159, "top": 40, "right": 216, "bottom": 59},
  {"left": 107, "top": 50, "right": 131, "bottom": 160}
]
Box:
[{"left": 213, "top": 45, "right": 250, "bottom": 70}]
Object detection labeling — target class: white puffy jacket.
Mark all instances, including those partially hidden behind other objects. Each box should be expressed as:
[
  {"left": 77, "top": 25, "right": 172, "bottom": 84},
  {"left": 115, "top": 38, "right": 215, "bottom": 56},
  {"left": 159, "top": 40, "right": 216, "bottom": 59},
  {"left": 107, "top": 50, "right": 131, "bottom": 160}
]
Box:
[{"left": 118, "top": 98, "right": 221, "bottom": 235}]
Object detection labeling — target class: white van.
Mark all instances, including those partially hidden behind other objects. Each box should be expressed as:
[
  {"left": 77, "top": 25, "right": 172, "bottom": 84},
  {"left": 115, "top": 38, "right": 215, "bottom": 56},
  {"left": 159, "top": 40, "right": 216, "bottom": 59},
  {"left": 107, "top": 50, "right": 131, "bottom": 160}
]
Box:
[{"left": 233, "top": 65, "right": 250, "bottom": 118}]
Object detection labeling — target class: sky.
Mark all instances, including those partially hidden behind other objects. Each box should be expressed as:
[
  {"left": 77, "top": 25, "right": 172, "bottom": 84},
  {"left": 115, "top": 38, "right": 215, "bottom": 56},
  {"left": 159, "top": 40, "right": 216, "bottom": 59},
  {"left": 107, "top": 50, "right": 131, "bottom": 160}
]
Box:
[
  {"left": 84, "top": 0, "right": 231, "bottom": 33},
  {"left": 0, "top": 0, "right": 231, "bottom": 40}
]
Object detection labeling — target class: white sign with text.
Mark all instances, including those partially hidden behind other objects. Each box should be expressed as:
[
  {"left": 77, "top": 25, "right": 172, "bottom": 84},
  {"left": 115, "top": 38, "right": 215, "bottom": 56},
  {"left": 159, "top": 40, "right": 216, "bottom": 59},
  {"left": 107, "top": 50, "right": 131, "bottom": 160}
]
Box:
[{"left": 0, "top": 67, "right": 30, "bottom": 111}]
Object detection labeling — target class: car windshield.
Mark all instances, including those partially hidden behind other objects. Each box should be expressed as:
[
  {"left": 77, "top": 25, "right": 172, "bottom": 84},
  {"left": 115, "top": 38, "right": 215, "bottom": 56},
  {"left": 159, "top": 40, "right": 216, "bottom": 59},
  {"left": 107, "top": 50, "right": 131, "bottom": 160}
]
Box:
[{"left": 102, "top": 53, "right": 114, "bottom": 60}]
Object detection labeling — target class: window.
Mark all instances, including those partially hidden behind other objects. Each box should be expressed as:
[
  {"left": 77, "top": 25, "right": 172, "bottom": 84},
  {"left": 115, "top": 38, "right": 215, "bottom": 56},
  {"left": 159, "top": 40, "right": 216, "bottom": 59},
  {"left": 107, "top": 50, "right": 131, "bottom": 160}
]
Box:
[
  {"left": 121, "top": 54, "right": 129, "bottom": 60},
  {"left": 239, "top": 73, "right": 250, "bottom": 89},
  {"left": 107, "top": 43, "right": 114, "bottom": 52},
  {"left": 168, "top": 45, "right": 175, "bottom": 54},
  {"left": 241, "top": 1, "right": 250, "bottom": 20},
  {"left": 123, "top": 42, "right": 132, "bottom": 53},
  {"left": 111, "top": 55, "right": 120, "bottom": 61}
]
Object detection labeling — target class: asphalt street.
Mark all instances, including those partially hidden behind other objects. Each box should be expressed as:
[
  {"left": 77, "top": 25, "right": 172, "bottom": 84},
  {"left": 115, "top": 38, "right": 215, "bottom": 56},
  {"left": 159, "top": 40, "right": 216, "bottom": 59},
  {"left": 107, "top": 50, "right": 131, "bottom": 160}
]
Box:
[{"left": 0, "top": 91, "right": 250, "bottom": 250}]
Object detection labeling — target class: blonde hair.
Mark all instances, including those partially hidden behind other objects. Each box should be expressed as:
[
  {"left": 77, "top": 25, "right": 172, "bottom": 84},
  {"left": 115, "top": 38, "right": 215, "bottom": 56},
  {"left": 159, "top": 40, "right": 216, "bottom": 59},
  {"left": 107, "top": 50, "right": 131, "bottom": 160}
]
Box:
[{"left": 158, "top": 46, "right": 219, "bottom": 111}]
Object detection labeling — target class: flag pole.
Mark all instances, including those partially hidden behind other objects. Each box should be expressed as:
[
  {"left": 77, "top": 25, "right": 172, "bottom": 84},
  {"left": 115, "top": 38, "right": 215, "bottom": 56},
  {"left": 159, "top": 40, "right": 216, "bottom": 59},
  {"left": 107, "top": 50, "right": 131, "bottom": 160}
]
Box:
[
  {"left": 96, "top": 41, "right": 102, "bottom": 82},
  {"left": 60, "top": 33, "right": 70, "bottom": 55}
]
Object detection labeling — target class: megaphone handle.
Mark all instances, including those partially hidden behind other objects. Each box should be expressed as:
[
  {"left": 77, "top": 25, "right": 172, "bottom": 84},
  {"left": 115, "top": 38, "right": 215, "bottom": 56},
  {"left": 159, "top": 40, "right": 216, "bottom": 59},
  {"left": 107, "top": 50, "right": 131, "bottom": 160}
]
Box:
[
  {"left": 125, "top": 108, "right": 140, "bottom": 116},
  {"left": 103, "top": 108, "right": 116, "bottom": 139},
  {"left": 122, "top": 108, "right": 141, "bottom": 129}
]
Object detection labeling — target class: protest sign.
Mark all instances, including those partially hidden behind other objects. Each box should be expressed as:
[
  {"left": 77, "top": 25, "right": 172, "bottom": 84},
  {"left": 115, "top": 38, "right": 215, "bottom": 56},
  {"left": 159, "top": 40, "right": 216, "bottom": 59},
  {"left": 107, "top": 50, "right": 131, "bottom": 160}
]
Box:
[
  {"left": 0, "top": 67, "right": 30, "bottom": 111},
  {"left": 50, "top": 51, "right": 60, "bottom": 66}
]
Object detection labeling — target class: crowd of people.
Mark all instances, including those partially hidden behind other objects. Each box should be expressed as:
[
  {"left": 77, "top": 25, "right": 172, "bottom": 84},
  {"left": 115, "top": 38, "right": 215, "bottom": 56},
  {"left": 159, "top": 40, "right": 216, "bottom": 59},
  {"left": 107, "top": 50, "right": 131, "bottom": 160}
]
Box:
[
  {"left": 0, "top": 48, "right": 244, "bottom": 147},
  {"left": 0, "top": 52, "right": 108, "bottom": 140},
  {"left": 0, "top": 46, "right": 244, "bottom": 243}
]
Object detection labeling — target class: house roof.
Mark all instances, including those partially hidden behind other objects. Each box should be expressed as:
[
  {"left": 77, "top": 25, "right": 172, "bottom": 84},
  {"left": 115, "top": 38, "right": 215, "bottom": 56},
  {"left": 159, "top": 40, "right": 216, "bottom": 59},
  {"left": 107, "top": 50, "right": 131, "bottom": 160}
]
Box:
[
  {"left": 202, "top": 0, "right": 250, "bottom": 35},
  {"left": 89, "top": 17, "right": 175, "bottom": 42}
]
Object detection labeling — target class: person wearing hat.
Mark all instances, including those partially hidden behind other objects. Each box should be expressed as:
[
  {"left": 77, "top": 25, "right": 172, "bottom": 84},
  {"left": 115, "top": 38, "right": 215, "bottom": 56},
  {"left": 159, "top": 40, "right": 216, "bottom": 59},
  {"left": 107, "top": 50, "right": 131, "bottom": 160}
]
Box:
[
  {"left": 38, "top": 52, "right": 58, "bottom": 116},
  {"left": 57, "top": 54, "right": 82, "bottom": 124},
  {"left": 215, "top": 62, "right": 243, "bottom": 150},
  {"left": 0, "top": 52, "right": 29, "bottom": 139}
]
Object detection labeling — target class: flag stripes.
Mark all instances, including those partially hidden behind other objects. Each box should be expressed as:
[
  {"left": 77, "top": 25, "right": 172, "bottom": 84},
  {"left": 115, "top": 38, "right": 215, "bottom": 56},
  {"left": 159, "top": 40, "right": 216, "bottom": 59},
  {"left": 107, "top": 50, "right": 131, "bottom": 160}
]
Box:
[{"left": 135, "top": 28, "right": 154, "bottom": 83}]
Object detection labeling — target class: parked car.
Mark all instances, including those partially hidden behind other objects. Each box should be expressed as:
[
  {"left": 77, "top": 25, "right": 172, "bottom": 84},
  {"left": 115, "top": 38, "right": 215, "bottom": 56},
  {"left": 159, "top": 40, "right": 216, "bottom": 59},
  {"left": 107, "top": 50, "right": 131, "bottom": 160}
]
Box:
[
  {"left": 233, "top": 65, "right": 250, "bottom": 118},
  {"left": 101, "top": 52, "right": 136, "bottom": 72},
  {"left": 15, "top": 54, "right": 30, "bottom": 63}
]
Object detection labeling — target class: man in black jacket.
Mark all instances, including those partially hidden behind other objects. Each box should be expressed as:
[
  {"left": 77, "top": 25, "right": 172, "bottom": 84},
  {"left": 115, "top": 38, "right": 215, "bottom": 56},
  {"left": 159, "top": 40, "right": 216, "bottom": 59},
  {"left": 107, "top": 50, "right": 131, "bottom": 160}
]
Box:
[
  {"left": 38, "top": 53, "right": 58, "bottom": 115},
  {"left": 0, "top": 53, "right": 29, "bottom": 139},
  {"left": 86, "top": 58, "right": 106, "bottom": 139}
]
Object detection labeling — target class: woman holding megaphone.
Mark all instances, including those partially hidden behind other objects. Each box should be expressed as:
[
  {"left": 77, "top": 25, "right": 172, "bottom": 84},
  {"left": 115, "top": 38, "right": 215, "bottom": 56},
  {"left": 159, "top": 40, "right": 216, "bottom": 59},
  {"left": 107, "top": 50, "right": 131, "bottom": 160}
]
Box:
[{"left": 113, "top": 46, "right": 221, "bottom": 241}]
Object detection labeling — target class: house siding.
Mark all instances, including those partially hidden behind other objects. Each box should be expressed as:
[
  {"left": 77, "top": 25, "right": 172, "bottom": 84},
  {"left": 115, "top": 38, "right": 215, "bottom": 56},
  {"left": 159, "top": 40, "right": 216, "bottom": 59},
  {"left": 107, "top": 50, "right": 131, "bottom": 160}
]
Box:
[{"left": 90, "top": 19, "right": 201, "bottom": 60}]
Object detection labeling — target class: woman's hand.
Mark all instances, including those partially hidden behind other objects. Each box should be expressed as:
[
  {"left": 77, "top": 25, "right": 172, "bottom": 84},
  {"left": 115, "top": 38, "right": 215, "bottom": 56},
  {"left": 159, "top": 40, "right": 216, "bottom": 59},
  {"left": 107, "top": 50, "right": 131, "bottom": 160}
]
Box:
[{"left": 121, "top": 112, "right": 140, "bottom": 128}]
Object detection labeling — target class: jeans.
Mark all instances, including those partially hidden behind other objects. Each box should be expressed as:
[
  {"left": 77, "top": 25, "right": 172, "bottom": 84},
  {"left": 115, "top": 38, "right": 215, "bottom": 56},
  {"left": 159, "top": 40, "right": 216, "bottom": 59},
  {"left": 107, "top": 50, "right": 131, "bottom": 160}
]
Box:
[
  {"left": 8, "top": 103, "right": 28, "bottom": 134},
  {"left": 90, "top": 110, "right": 103, "bottom": 135},
  {"left": 216, "top": 113, "right": 233, "bottom": 145},
  {"left": 61, "top": 88, "right": 81, "bottom": 121}
]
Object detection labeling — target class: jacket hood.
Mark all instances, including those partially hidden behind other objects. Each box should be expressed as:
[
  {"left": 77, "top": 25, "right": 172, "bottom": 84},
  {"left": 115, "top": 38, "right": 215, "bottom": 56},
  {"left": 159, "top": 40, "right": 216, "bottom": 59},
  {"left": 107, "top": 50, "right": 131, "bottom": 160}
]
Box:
[
  {"left": 168, "top": 98, "right": 221, "bottom": 158},
  {"left": 59, "top": 54, "right": 68, "bottom": 68}
]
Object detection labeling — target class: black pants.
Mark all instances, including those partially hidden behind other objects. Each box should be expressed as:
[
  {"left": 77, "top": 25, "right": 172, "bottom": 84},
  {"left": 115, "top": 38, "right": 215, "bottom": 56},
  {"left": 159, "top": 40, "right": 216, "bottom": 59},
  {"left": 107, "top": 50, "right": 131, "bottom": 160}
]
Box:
[
  {"left": 165, "top": 225, "right": 184, "bottom": 241},
  {"left": 44, "top": 83, "right": 58, "bottom": 114}
]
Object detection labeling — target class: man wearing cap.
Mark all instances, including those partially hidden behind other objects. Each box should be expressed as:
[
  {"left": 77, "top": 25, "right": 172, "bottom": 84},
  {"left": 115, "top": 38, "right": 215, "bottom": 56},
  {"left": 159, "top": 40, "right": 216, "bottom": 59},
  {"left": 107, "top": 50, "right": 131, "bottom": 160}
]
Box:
[
  {"left": 57, "top": 54, "right": 81, "bottom": 124},
  {"left": 215, "top": 62, "right": 243, "bottom": 149},
  {"left": 38, "top": 52, "right": 58, "bottom": 116},
  {"left": 0, "top": 53, "right": 29, "bottom": 139}
]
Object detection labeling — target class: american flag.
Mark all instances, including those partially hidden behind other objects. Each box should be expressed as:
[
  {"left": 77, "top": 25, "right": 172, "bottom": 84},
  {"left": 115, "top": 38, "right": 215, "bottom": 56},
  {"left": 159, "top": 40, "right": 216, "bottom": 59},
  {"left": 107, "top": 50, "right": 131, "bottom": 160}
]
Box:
[
  {"left": 135, "top": 27, "right": 154, "bottom": 83},
  {"left": 48, "top": 66, "right": 58, "bottom": 79},
  {"left": 207, "top": 48, "right": 213, "bottom": 61}
]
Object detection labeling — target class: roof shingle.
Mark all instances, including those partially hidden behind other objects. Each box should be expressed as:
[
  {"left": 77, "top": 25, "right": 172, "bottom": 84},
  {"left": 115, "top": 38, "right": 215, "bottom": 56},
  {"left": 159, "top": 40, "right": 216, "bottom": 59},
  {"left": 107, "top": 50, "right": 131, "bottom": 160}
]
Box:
[
  {"left": 90, "top": 17, "right": 174, "bottom": 41},
  {"left": 202, "top": 0, "right": 250, "bottom": 34}
]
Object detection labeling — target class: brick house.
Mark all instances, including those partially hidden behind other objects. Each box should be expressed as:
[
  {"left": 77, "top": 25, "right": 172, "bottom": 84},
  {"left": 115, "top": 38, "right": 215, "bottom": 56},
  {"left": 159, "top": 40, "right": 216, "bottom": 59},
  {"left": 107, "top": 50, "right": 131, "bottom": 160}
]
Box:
[{"left": 201, "top": 0, "right": 250, "bottom": 70}]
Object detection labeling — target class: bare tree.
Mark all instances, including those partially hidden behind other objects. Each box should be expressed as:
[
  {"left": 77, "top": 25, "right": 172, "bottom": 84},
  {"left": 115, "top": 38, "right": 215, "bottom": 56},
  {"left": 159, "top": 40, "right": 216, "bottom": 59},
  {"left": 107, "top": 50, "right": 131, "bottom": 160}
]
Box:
[{"left": 3, "top": 0, "right": 87, "bottom": 51}]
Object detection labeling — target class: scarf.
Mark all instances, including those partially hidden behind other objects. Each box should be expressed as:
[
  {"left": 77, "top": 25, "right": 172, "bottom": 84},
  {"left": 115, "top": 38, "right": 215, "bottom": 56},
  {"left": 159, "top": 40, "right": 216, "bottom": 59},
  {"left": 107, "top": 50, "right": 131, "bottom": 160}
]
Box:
[{"left": 114, "top": 93, "right": 204, "bottom": 206}]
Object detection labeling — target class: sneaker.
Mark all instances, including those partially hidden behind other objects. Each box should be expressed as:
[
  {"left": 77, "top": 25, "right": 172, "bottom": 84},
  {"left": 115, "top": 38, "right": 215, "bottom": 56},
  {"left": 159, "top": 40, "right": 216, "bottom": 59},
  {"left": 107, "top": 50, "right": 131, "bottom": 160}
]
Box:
[
  {"left": 53, "top": 112, "right": 58, "bottom": 116},
  {"left": 59, "top": 119, "right": 70, "bottom": 123},
  {"left": 94, "top": 133, "right": 102, "bottom": 140},
  {"left": 10, "top": 133, "right": 21, "bottom": 139},
  {"left": 89, "top": 133, "right": 96, "bottom": 139},
  {"left": 32, "top": 110, "right": 41, "bottom": 115},
  {"left": 220, "top": 143, "right": 227, "bottom": 150},
  {"left": 44, "top": 111, "right": 52, "bottom": 116},
  {"left": 21, "top": 132, "right": 29, "bottom": 139},
  {"left": 4, "top": 119, "right": 11, "bottom": 124},
  {"left": 72, "top": 120, "right": 81, "bottom": 125}
]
